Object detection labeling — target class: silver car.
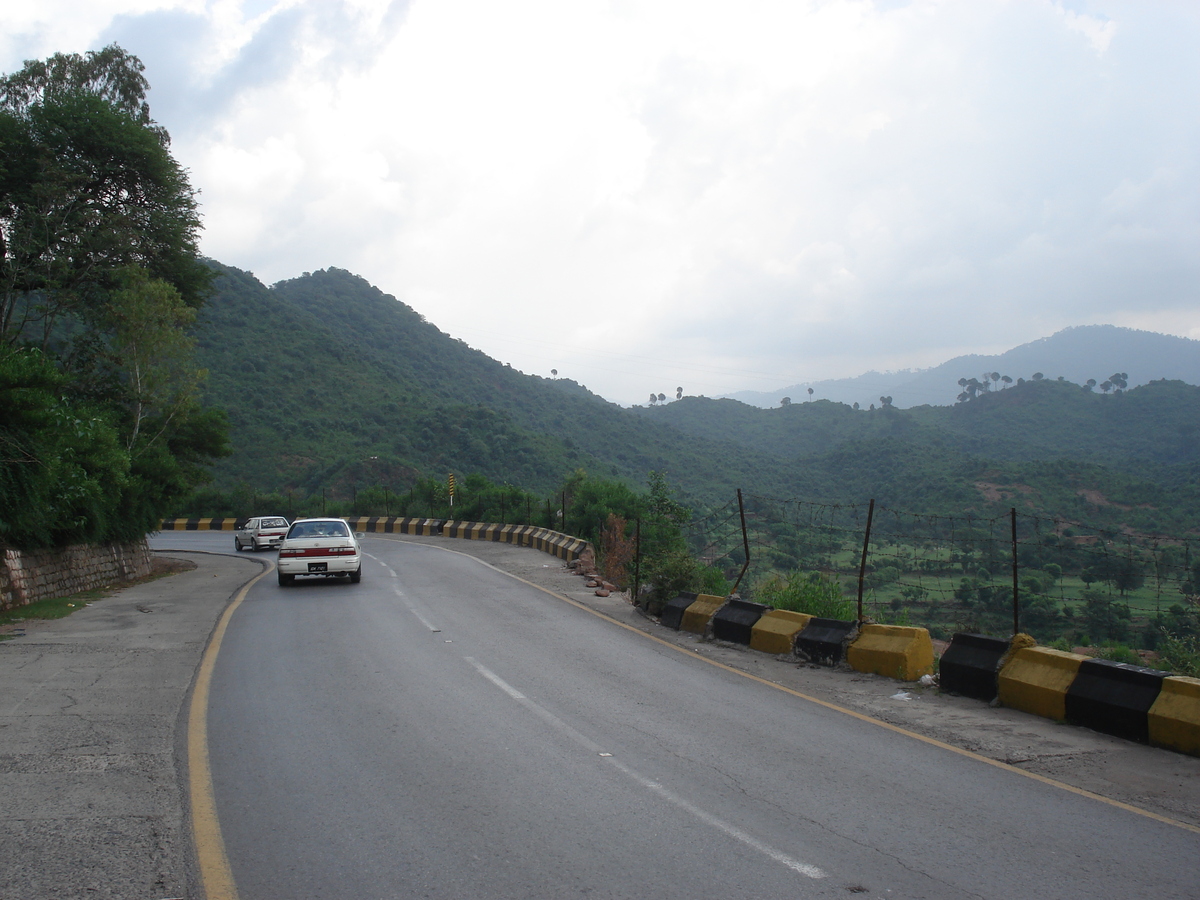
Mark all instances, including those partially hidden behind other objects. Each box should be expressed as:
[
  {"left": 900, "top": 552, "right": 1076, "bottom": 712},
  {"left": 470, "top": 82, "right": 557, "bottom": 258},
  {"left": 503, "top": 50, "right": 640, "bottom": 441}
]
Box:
[
  {"left": 277, "top": 518, "right": 363, "bottom": 586},
  {"left": 235, "top": 516, "right": 290, "bottom": 551}
]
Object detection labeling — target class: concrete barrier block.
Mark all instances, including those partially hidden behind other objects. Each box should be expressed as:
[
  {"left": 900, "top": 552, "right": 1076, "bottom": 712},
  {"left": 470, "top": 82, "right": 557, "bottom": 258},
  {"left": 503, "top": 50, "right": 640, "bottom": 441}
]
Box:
[
  {"left": 711, "top": 599, "right": 769, "bottom": 645},
  {"left": 1065, "top": 658, "right": 1166, "bottom": 743},
  {"left": 1147, "top": 675, "right": 1200, "bottom": 756},
  {"left": 750, "top": 610, "right": 813, "bottom": 655},
  {"left": 680, "top": 594, "right": 727, "bottom": 635},
  {"left": 795, "top": 617, "right": 857, "bottom": 666},
  {"left": 659, "top": 592, "right": 697, "bottom": 630},
  {"left": 847, "top": 624, "right": 935, "bottom": 681},
  {"left": 939, "top": 633, "right": 1009, "bottom": 701},
  {"left": 997, "top": 647, "right": 1086, "bottom": 721}
]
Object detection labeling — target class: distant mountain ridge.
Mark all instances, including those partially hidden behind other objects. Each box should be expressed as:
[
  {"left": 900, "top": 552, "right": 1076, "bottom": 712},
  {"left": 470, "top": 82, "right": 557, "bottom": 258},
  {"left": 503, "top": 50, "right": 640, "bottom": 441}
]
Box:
[
  {"left": 192, "top": 265, "right": 1200, "bottom": 533},
  {"left": 721, "top": 325, "right": 1200, "bottom": 409}
]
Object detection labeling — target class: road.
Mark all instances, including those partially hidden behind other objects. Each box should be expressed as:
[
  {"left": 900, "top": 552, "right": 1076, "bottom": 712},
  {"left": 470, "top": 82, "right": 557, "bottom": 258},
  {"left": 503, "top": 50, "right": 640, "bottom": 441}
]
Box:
[{"left": 158, "top": 531, "right": 1199, "bottom": 900}]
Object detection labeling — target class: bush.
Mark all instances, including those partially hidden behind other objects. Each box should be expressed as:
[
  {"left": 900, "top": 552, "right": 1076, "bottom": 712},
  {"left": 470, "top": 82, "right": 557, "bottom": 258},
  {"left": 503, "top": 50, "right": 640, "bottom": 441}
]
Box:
[
  {"left": 1157, "top": 631, "right": 1200, "bottom": 678},
  {"left": 1091, "top": 642, "right": 1140, "bottom": 666},
  {"left": 640, "top": 549, "right": 705, "bottom": 614},
  {"left": 754, "top": 570, "right": 854, "bottom": 620}
]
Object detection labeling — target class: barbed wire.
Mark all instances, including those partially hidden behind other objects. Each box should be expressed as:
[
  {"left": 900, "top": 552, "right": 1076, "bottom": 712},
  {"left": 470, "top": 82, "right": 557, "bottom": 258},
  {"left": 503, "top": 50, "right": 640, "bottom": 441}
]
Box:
[{"left": 684, "top": 494, "right": 1199, "bottom": 646}]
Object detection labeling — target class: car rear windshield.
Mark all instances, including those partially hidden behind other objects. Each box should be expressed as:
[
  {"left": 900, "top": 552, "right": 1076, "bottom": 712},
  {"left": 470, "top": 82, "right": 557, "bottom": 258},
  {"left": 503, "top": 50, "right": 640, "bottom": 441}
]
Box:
[
  {"left": 288, "top": 521, "right": 350, "bottom": 539},
  {"left": 261, "top": 518, "right": 287, "bottom": 528}
]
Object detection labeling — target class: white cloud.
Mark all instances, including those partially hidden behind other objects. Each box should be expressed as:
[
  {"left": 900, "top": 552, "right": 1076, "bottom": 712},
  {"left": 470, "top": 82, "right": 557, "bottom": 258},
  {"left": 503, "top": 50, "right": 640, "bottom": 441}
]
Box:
[{"left": 2, "top": 0, "right": 1197, "bottom": 404}]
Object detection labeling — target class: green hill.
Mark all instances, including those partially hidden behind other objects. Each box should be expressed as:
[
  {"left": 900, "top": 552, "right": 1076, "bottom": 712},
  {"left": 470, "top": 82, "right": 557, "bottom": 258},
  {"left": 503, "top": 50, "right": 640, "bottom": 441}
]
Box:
[
  {"left": 192, "top": 264, "right": 1200, "bottom": 533},
  {"left": 194, "top": 264, "right": 794, "bottom": 506}
]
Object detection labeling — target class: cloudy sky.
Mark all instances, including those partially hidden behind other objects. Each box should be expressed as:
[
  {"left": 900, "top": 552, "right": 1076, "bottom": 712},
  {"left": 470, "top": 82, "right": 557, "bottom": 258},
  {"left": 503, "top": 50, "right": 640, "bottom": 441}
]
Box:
[{"left": 4, "top": 1, "right": 1198, "bottom": 405}]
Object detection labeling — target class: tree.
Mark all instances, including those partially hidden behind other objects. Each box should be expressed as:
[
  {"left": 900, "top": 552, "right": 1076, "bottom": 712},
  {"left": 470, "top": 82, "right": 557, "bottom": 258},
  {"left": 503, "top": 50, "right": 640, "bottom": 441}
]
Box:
[
  {"left": 0, "top": 47, "right": 226, "bottom": 548},
  {"left": 879, "top": 395, "right": 894, "bottom": 408},
  {"left": 1000, "top": 375, "right": 1012, "bottom": 388},
  {"left": 0, "top": 45, "right": 211, "bottom": 349},
  {"left": 648, "top": 393, "right": 657, "bottom": 405},
  {"left": 807, "top": 387, "right": 814, "bottom": 400},
  {"left": 657, "top": 392, "right": 666, "bottom": 403},
  {"left": 1085, "top": 379, "right": 1097, "bottom": 392},
  {"left": 780, "top": 396, "right": 792, "bottom": 407},
  {"left": 0, "top": 44, "right": 154, "bottom": 124},
  {"left": 675, "top": 386, "right": 682, "bottom": 400},
  {"left": 104, "top": 266, "right": 202, "bottom": 452},
  {"left": 0, "top": 345, "right": 128, "bottom": 548}
]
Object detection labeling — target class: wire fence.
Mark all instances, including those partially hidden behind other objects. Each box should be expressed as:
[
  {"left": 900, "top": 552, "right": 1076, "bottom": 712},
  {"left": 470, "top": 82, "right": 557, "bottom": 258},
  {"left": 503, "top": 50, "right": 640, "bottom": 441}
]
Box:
[{"left": 684, "top": 492, "right": 1200, "bottom": 651}]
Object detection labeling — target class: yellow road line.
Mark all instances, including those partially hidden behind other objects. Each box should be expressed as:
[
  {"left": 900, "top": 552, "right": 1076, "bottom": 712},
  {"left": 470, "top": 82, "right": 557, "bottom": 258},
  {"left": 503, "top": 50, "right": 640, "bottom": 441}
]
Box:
[
  {"left": 188, "top": 564, "right": 272, "bottom": 900},
  {"left": 387, "top": 534, "right": 1200, "bottom": 837}
]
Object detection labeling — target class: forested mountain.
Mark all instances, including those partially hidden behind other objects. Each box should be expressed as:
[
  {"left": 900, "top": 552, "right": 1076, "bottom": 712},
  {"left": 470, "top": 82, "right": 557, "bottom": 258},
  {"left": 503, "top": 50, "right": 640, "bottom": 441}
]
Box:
[
  {"left": 723, "top": 325, "right": 1200, "bottom": 409},
  {"left": 194, "top": 264, "right": 1200, "bottom": 533},
  {"left": 195, "top": 264, "right": 792, "bottom": 506}
]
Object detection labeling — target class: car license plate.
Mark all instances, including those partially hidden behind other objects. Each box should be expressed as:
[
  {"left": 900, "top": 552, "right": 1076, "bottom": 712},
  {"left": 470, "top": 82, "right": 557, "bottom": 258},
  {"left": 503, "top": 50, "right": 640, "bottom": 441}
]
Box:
[{"left": 308, "top": 562, "right": 328, "bottom": 573}]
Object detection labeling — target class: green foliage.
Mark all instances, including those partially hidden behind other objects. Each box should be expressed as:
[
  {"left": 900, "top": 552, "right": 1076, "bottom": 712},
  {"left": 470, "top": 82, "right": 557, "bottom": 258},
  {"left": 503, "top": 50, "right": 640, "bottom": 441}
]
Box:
[
  {"left": 0, "top": 48, "right": 226, "bottom": 549},
  {"left": 1091, "top": 642, "right": 1141, "bottom": 666},
  {"left": 1, "top": 54, "right": 209, "bottom": 344},
  {"left": 754, "top": 570, "right": 854, "bottom": 620},
  {"left": 0, "top": 346, "right": 129, "bottom": 547},
  {"left": 1156, "top": 631, "right": 1200, "bottom": 678},
  {"left": 1079, "top": 589, "right": 1131, "bottom": 645}
]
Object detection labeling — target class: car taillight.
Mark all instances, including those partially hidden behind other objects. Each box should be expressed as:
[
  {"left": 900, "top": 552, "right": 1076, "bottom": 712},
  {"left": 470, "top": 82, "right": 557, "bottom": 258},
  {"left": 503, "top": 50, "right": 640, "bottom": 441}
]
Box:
[{"left": 279, "top": 549, "right": 302, "bottom": 558}]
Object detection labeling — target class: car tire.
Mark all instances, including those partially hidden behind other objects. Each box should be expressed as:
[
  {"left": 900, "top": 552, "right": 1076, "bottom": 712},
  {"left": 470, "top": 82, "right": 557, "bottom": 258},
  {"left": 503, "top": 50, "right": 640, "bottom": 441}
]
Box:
[
  {"left": 278, "top": 572, "right": 295, "bottom": 586},
  {"left": 235, "top": 537, "right": 243, "bottom": 551},
  {"left": 349, "top": 567, "right": 361, "bottom": 584}
]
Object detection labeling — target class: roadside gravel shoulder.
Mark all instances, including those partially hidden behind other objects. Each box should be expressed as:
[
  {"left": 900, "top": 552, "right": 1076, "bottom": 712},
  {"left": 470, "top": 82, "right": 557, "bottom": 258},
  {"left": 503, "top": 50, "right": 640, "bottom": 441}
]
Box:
[
  {"left": 0, "top": 550, "right": 265, "bottom": 900},
  {"left": 397, "top": 533, "right": 1200, "bottom": 832}
]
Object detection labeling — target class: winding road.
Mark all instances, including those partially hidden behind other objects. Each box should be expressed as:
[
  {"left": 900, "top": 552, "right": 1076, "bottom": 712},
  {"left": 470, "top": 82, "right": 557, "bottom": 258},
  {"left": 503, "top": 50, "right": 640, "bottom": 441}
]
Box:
[{"left": 158, "top": 531, "right": 1200, "bottom": 900}]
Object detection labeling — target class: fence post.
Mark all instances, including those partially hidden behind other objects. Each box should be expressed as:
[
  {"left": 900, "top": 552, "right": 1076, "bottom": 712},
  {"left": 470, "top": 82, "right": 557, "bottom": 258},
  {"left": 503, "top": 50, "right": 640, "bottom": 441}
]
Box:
[
  {"left": 856, "top": 499, "right": 875, "bottom": 625},
  {"left": 1011, "top": 507, "right": 1020, "bottom": 636},
  {"left": 730, "top": 489, "right": 751, "bottom": 596},
  {"left": 633, "top": 518, "right": 641, "bottom": 607}
]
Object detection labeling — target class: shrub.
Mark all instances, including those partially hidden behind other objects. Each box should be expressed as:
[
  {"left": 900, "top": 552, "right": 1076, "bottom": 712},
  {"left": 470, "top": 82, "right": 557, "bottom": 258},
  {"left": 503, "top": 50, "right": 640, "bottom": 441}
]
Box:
[
  {"left": 1091, "top": 642, "right": 1140, "bottom": 666},
  {"left": 1157, "top": 631, "right": 1200, "bottom": 678},
  {"left": 754, "top": 570, "right": 854, "bottom": 620}
]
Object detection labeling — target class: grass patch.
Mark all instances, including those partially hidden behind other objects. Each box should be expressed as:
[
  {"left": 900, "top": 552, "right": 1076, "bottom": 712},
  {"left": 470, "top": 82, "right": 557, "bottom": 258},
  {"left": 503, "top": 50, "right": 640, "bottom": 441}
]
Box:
[
  {"left": 0, "top": 556, "right": 196, "bottom": 637},
  {"left": 0, "top": 590, "right": 106, "bottom": 632}
]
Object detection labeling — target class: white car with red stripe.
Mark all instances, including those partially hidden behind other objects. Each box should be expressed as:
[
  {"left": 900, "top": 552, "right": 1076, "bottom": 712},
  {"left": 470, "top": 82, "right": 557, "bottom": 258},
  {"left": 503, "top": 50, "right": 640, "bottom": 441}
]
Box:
[{"left": 276, "top": 518, "right": 363, "bottom": 586}]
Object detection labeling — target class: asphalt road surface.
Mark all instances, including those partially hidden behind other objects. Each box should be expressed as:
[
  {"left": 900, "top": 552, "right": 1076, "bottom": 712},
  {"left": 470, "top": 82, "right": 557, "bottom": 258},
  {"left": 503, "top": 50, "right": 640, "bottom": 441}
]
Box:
[{"left": 162, "top": 531, "right": 1199, "bottom": 900}]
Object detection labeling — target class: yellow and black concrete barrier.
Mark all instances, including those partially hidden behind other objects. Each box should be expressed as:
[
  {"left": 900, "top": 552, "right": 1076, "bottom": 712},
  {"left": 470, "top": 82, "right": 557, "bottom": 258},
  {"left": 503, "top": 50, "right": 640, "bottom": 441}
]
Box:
[
  {"left": 846, "top": 623, "right": 935, "bottom": 682},
  {"left": 160, "top": 517, "right": 592, "bottom": 564}
]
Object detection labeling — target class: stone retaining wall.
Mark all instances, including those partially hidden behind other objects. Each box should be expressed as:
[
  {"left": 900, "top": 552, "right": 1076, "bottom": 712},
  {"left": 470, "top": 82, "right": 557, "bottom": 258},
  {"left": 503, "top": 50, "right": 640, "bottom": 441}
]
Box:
[{"left": 0, "top": 540, "right": 153, "bottom": 611}]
